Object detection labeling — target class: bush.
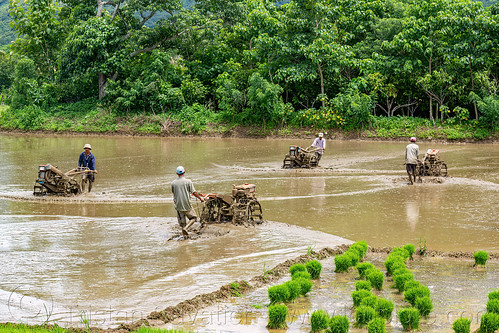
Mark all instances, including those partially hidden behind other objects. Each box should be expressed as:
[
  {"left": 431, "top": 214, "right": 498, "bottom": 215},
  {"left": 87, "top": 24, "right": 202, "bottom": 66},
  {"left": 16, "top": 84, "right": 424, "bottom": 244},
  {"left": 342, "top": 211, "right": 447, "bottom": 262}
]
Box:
[
  {"left": 310, "top": 309, "right": 330, "bottom": 332},
  {"left": 452, "top": 318, "right": 471, "bottom": 333},
  {"left": 403, "top": 244, "right": 416, "bottom": 258},
  {"left": 367, "top": 269, "right": 384, "bottom": 290},
  {"left": 376, "top": 298, "right": 394, "bottom": 320},
  {"left": 361, "top": 295, "right": 378, "bottom": 308},
  {"left": 356, "top": 262, "right": 376, "bottom": 279},
  {"left": 329, "top": 315, "right": 350, "bottom": 333},
  {"left": 267, "top": 303, "right": 288, "bottom": 329},
  {"left": 394, "top": 273, "right": 415, "bottom": 292},
  {"left": 292, "top": 271, "right": 312, "bottom": 280},
  {"left": 404, "top": 285, "right": 431, "bottom": 306},
  {"left": 306, "top": 260, "right": 322, "bottom": 279},
  {"left": 490, "top": 289, "right": 499, "bottom": 301},
  {"left": 355, "top": 280, "right": 372, "bottom": 291},
  {"left": 289, "top": 263, "right": 307, "bottom": 276},
  {"left": 452, "top": 317, "right": 471, "bottom": 333},
  {"left": 295, "top": 277, "right": 313, "bottom": 296},
  {"left": 368, "top": 317, "right": 386, "bottom": 333},
  {"left": 398, "top": 307, "right": 420, "bottom": 331},
  {"left": 284, "top": 280, "right": 300, "bottom": 302},
  {"left": 474, "top": 251, "right": 489, "bottom": 266},
  {"left": 268, "top": 284, "right": 289, "bottom": 304},
  {"left": 352, "top": 290, "right": 374, "bottom": 307},
  {"left": 487, "top": 299, "right": 499, "bottom": 314},
  {"left": 415, "top": 296, "right": 433, "bottom": 317},
  {"left": 335, "top": 254, "right": 351, "bottom": 272},
  {"left": 479, "top": 312, "right": 499, "bottom": 333},
  {"left": 355, "top": 305, "right": 376, "bottom": 327}
]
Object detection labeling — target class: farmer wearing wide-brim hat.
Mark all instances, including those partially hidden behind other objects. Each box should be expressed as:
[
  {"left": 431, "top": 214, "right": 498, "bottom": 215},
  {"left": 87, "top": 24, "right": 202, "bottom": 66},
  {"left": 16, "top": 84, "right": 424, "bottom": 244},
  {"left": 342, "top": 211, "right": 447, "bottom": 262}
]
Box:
[{"left": 78, "top": 143, "right": 98, "bottom": 192}]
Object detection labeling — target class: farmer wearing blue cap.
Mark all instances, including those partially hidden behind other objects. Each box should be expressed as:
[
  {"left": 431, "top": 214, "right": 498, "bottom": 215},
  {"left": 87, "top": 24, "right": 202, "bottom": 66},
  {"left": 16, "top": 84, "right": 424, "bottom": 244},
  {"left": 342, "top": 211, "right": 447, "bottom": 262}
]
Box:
[{"left": 171, "top": 166, "right": 204, "bottom": 237}]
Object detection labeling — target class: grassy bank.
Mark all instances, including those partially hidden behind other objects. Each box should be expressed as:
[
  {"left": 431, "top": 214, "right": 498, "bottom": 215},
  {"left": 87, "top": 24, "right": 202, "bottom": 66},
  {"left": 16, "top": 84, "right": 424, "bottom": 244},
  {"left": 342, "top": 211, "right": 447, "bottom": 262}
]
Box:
[{"left": 0, "top": 103, "right": 497, "bottom": 141}]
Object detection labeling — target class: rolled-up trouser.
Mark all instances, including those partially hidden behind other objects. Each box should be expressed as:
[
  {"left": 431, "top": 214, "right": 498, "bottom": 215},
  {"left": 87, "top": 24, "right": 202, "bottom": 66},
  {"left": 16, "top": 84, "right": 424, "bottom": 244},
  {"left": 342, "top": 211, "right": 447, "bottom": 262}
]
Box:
[{"left": 176, "top": 208, "right": 197, "bottom": 228}]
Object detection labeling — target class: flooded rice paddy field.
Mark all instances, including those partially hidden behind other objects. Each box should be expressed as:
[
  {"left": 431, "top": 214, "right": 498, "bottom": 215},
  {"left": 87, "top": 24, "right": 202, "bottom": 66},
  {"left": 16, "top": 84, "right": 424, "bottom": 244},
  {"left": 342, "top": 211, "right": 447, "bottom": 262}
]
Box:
[
  {"left": 164, "top": 254, "right": 498, "bottom": 333},
  {"left": 0, "top": 134, "right": 497, "bottom": 329}
]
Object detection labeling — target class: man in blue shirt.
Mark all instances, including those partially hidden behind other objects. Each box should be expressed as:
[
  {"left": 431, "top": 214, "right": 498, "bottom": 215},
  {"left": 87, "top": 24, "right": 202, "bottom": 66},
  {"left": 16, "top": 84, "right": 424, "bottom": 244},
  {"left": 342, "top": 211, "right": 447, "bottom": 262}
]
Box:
[{"left": 78, "top": 143, "right": 97, "bottom": 192}]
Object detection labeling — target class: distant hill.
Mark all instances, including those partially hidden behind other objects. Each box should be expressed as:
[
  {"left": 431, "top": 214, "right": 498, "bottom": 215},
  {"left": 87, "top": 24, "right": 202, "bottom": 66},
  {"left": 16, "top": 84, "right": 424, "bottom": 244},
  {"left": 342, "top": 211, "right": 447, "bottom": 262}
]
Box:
[{"left": 0, "top": 0, "right": 14, "bottom": 45}]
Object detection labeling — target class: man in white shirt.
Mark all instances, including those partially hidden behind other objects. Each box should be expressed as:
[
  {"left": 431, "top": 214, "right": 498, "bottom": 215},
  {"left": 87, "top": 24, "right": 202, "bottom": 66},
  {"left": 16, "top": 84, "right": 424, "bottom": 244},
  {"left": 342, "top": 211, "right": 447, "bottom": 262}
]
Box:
[
  {"left": 312, "top": 132, "right": 326, "bottom": 165},
  {"left": 405, "top": 137, "right": 419, "bottom": 185}
]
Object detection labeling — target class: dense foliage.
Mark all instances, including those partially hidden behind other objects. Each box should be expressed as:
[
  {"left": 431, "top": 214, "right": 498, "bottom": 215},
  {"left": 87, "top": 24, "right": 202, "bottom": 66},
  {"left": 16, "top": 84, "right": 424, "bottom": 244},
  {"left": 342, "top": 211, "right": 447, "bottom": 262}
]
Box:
[{"left": 1, "top": 0, "right": 499, "bottom": 136}]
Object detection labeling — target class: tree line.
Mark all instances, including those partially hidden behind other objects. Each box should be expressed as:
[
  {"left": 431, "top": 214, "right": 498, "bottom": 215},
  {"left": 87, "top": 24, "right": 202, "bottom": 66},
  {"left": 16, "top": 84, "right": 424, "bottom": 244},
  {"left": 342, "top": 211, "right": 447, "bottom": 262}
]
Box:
[{"left": 1, "top": 0, "right": 499, "bottom": 131}]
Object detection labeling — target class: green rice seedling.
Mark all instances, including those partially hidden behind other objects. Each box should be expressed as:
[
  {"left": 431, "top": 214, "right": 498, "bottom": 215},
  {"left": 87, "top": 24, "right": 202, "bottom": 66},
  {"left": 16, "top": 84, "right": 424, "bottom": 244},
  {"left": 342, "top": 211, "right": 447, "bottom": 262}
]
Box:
[
  {"left": 267, "top": 303, "right": 288, "bottom": 329},
  {"left": 306, "top": 260, "right": 322, "bottom": 279},
  {"left": 367, "top": 269, "right": 384, "bottom": 290},
  {"left": 355, "top": 280, "right": 372, "bottom": 291},
  {"left": 292, "top": 270, "right": 312, "bottom": 280},
  {"left": 384, "top": 256, "right": 405, "bottom": 275},
  {"left": 289, "top": 263, "right": 307, "bottom": 276},
  {"left": 310, "top": 309, "right": 330, "bottom": 332},
  {"left": 391, "top": 247, "right": 411, "bottom": 260},
  {"left": 403, "top": 244, "right": 416, "bottom": 259},
  {"left": 473, "top": 251, "right": 489, "bottom": 266},
  {"left": 398, "top": 307, "right": 420, "bottom": 331},
  {"left": 489, "top": 289, "right": 499, "bottom": 301},
  {"left": 335, "top": 254, "right": 351, "bottom": 272},
  {"left": 452, "top": 317, "right": 471, "bottom": 333},
  {"left": 350, "top": 243, "right": 366, "bottom": 259},
  {"left": 355, "top": 305, "right": 376, "bottom": 327},
  {"left": 415, "top": 296, "right": 433, "bottom": 317},
  {"left": 368, "top": 317, "right": 386, "bottom": 333},
  {"left": 345, "top": 251, "right": 360, "bottom": 266},
  {"left": 403, "top": 280, "right": 421, "bottom": 291},
  {"left": 392, "top": 267, "right": 411, "bottom": 277},
  {"left": 360, "top": 295, "right": 378, "bottom": 308},
  {"left": 354, "top": 240, "right": 369, "bottom": 257},
  {"left": 356, "top": 262, "right": 376, "bottom": 279},
  {"left": 295, "top": 277, "right": 313, "bottom": 296},
  {"left": 404, "top": 285, "right": 431, "bottom": 306},
  {"left": 375, "top": 297, "right": 394, "bottom": 320},
  {"left": 329, "top": 315, "right": 350, "bottom": 333},
  {"left": 479, "top": 312, "right": 499, "bottom": 333},
  {"left": 284, "top": 280, "right": 300, "bottom": 302},
  {"left": 487, "top": 299, "right": 499, "bottom": 314},
  {"left": 391, "top": 261, "right": 407, "bottom": 274},
  {"left": 394, "top": 272, "right": 415, "bottom": 292},
  {"left": 230, "top": 282, "right": 241, "bottom": 297},
  {"left": 352, "top": 289, "right": 374, "bottom": 307},
  {"left": 268, "top": 284, "right": 290, "bottom": 304}
]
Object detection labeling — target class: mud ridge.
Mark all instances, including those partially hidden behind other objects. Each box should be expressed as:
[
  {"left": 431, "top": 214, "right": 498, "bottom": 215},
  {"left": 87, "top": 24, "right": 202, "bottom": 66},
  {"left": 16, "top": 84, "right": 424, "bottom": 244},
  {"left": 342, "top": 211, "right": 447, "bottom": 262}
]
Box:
[
  {"left": 369, "top": 247, "right": 499, "bottom": 260},
  {"left": 110, "top": 245, "right": 347, "bottom": 332}
]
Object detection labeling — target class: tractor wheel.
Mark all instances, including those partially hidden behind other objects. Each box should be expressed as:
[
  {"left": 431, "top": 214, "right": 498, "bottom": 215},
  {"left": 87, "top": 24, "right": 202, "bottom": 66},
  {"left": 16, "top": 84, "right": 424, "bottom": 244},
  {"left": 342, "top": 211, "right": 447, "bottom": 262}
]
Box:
[
  {"left": 246, "top": 200, "right": 263, "bottom": 225},
  {"left": 438, "top": 162, "right": 447, "bottom": 177}
]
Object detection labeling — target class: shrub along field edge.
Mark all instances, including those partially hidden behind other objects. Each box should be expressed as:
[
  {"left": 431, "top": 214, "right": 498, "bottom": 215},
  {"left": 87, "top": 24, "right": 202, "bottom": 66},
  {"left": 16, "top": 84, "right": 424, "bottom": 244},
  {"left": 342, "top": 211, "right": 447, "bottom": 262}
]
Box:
[{"left": 0, "top": 104, "right": 497, "bottom": 141}]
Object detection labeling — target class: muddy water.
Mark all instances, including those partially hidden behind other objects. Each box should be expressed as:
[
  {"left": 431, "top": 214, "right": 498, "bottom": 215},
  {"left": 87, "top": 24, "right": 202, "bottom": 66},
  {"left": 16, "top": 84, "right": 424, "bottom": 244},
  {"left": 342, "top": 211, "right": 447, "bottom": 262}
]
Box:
[
  {"left": 166, "top": 255, "right": 499, "bottom": 333},
  {"left": 0, "top": 134, "right": 497, "bottom": 328}
]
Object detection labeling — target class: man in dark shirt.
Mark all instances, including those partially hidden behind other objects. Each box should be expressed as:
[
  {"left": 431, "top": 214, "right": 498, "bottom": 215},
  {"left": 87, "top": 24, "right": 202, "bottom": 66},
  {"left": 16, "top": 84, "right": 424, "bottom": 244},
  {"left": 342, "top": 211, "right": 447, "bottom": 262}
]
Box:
[{"left": 78, "top": 144, "right": 97, "bottom": 192}]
